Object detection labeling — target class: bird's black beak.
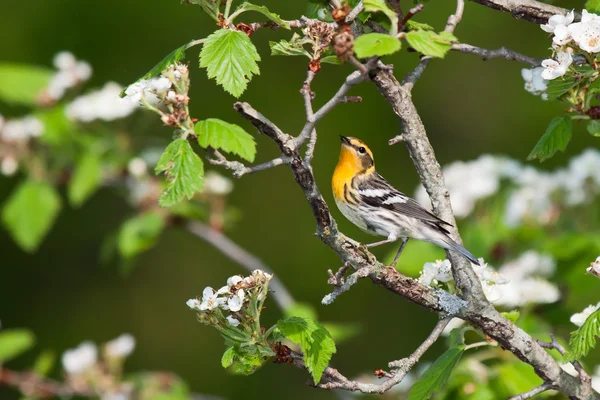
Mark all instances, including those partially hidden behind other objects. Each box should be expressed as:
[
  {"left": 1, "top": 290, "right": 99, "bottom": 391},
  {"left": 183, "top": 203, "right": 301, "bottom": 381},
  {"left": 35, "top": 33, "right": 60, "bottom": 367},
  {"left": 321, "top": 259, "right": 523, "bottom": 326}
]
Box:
[{"left": 340, "top": 135, "right": 351, "bottom": 144}]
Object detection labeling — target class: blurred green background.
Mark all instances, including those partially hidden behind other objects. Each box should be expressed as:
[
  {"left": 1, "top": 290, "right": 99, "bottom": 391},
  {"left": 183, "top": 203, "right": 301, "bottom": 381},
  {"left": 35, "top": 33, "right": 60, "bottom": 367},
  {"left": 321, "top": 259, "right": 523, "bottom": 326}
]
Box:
[{"left": 0, "top": 0, "right": 593, "bottom": 399}]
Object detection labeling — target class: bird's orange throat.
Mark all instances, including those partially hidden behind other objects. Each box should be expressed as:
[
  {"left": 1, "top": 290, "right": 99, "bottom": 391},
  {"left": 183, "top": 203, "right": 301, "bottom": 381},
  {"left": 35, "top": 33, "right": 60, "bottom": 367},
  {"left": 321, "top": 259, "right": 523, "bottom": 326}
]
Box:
[{"left": 332, "top": 146, "right": 364, "bottom": 199}]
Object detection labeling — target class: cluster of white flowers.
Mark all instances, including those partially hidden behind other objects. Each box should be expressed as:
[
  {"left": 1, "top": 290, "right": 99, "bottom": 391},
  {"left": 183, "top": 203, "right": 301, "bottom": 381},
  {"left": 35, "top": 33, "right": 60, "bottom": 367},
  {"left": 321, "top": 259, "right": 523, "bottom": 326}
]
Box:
[
  {"left": 415, "top": 149, "right": 600, "bottom": 227},
  {"left": 62, "top": 341, "right": 98, "bottom": 374},
  {"left": 419, "top": 251, "right": 559, "bottom": 308},
  {"left": 187, "top": 270, "right": 272, "bottom": 327},
  {"left": 127, "top": 157, "right": 148, "bottom": 179},
  {"left": 0, "top": 115, "right": 44, "bottom": 142},
  {"left": 105, "top": 333, "right": 136, "bottom": 358},
  {"left": 47, "top": 51, "right": 92, "bottom": 101},
  {"left": 570, "top": 302, "right": 600, "bottom": 326},
  {"left": 123, "top": 69, "right": 182, "bottom": 106},
  {"left": 521, "top": 67, "right": 548, "bottom": 99},
  {"left": 66, "top": 82, "right": 138, "bottom": 122},
  {"left": 587, "top": 255, "right": 600, "bottom": 277},
  {"left": 203, "top": 171, "right": 234, "bottom": 196}
]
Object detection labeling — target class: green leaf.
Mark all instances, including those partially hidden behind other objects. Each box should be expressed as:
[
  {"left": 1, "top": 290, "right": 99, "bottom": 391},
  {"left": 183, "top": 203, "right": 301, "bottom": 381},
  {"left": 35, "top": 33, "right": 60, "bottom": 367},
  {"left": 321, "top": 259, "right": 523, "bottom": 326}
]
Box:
[
  {"left": 546, "top": 76, "right": 578, "bottom": 100},
  {"left": 284, "top": 303, "right": 317, "bottom": 320},
  {"left": 306, "top": 0, "right": 333, "bottom": 21},
  {"left": 406, "top": 20, "right": 434, "bottom": 31},
  {"left": 122, "top": 43, "right": 188, "bottom": 97},
  {"left": 222, "top": 347, "right": 236, "bottom": 368},
  {"left": 406, "top": 30, "right": 457, "bottom": 58},
  {"left": 354, "top": 33, "right": 401, "bottom": 58},
  {"left": 587, "top": 120, "right": 600, "bottom": 137},
  {"left": 363, "top": 0, "right": 397, "bottom": 29},
  {"left": 566, "top": 309, "right": 600, "bottom": 361},
  {"left": 0, "top": 63, "right": 53, "bottom": 106},
  {"left": 185, "top": 0, "right": 220, "bottom": 21},
  {"left": 230, "top": 352, "right": 263, "bottom": 375},
  {"left": 68, "top": 153, "right": 102, "bottom": 207},
  {"left": 497, "top": 362, "right": 543, "bottom": 397},
  {"left": 35, "top": 106, "right": 76, "bottom": 147},
  {"left": 117, "top": 212, "right": 166, "bottom": 259},
  {"left": 586, "top": 0, "right": 600, "bottom": 13},
  {"left": 233, "top": 3, "right": 290, "bottom": 29},
  {"left": 408, "top": 346, "right": 465, "bottom": 400},
  {"left": 527, "top": 116, "right": 573, "bottom": 162},
  {"left": 277, "top": 316, "right": 336, "bottom": 384},
  {"left": 155, "top": 138, "right": 205, "bottom": 207},
  {"left": 2, "top": 181, "right": 62, "bottom": 252},
  {"left": 321, "top": 55, "right": 342, "bottom": 65},
  {"left": 269, "top": 40, "right": 311, "bottom": 58},
  {"left": 502, "top": 310, "right": 520, "bottom": 323},
  {"left": 0, "top": 329, "right": 35, "bottom": 363},
  {"left": 196, "top": 118, "right": 256, "bottom": 162},
  {"left": 33, "top": 351, "right": 56, "bottom": 376},
  {"left": 200, "top": 29, "right": 261, "bottom": 98}
]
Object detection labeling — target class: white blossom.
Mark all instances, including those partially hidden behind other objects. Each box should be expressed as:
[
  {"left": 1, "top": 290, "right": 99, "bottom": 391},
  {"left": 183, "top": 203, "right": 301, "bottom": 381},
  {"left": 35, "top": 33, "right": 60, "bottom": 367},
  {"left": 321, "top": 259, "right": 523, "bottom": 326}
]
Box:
[
  {"left": 1, "top": 116, "right": 44, "bottom": 142},
  {"left": 226, "top": 289, "right": 245, "bottom": 312},
  {"left": 149, "top": 77, "right": 172, "bottom": 93},
  {"left": 127, "top": 157, "right": 148, "bottom": 178},
  {"left": 199, "top": 287, "right": 226, "bottom": 311},
  {"left": 504, "top": 167, "right": 559, "bottom": 227},
  {"left": 522, "top": 67, "right": 548, "bottom": 98},
  {"left": 541, "top": 11, "right": 575, "bottom": 34},
  {"left": 47, "top": 52, "right": 92, "bottom": 101},
  {"left": 570, "top": 303, "right": 600, "bottom": 327},
  {"left": 66, "top": 82, "right": 137, "bottom": 122},
  {"left": 1, "top": 157, "right": 18, "bottom": 176},
  {"left": 186, "top": 298, "right": 201, "bottom": 310},
  {"left": 587, "top": 256, "right": 600, "bottom": 277},
  {"left": 418, "top": 259, "right": 453, "bottom": 286},
  {"left": 441, "top": 317, "right": 465, "bottom": 337},
  {"left": 204, "top": 171, "right": 234, "bottom": 195},
  {"left": 227, "top": 275, "right": 243, "bottom": 287},
  {"left": 541, "top": 50, "right": 573, "bottom": 80},
  {"left": 568, "top": 11, "right": 600, "bottom": 53},
  {"left": 105, "top": 334, "right": 136, "bottom": 358},
  {"left": 122, "top": 74, "right": 172, "bottom": 105},
  {"left": 560, "top": 362, "right": 579, "bottom": 377},
  {"left": 53, "top": 51, "right": 77, "bottom": 70},
  {"left": 62, "top": 341, "right": 98, "bottom": 374},
  {"left": 227, "top": 315, "right": 241, "bottom": 327}
]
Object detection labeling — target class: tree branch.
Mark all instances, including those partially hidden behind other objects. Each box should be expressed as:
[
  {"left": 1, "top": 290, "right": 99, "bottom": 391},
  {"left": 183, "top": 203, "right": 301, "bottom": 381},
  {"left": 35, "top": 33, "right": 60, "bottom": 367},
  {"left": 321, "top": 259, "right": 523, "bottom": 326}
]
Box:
[
  {"left": 185, "top": 221, "right": 295, "bottom": 310},
  {"left": 451, "top": 43, "right": 542, "bottom": 66},
  {"left": 206, "top": 148, "right": 287, "bottom": 178},
  {"left": 508, "top": 382, "right": 556, "bottom": 400},
  {"left": 469, "top": 0, "right": 570, "bottom": 24},
  {"left": 537, "top": 335, "right": 592, "bottom": 384}
]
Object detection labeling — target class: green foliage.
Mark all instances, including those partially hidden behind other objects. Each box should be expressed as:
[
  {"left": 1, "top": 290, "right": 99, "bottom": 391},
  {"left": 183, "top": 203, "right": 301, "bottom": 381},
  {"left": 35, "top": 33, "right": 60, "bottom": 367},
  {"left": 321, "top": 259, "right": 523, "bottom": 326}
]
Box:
[
  {"left": 122, "top": 43, "right": 188, "bottom": 96},
  {"left": 117, "top": 212, "right": 166, "bottom": 260},
  {"left": 527, "top": 116, "right": 573, "bottom": 162},
  {"left": 354, "top": 33, "right": 401, "bottom": 58},
  {"left": 502, "top": 310, "right": 520, "bottom": 323},
  {"left": 221, "top": 346, "right": 236, "bottom": 368},
  {"left": 406, "top": 20, "right": 434, "bottom": 31},
  {"left": 200, "top": 29, "right": 261, "bottom": 98},
  {"left": 306, "top": 0, "right": 333, "bottom": 21},
  {"left": 0, "top": 329, "right": 35, "bottom": 363},
  {"left": 2, "top": 180, "right": 62, "bottom": 252},
  {"left": 408, "top": 346, "right": 465, "bottom": 400},
  {"left": 0, "top": 63, "right": 53, "bottom": 106},
  {"left": 363, "top": 0, "right": 397, "bottom": 31},
  {"left": 35, "top": 106, "right": 76, "bottom": 147},
  {"left": 284, "top": 302, "right": 317, "bottom": 320},
  {"left": 321, "top": 55, "right": 341, "bottom": 65},
  {"left": 586, "top": 0, "right": 600, "bottom": 13},
  {"left": 587, "top": 120, "right": 600, "bottom": 136},
  {"left": 406, "top": 30, "right": 458, "bottom": 58},
  {"left": 196, "top": 118, "right": 256, "bottom": 162},
  {"left": 277, "top": 316, "right": 336, "bottom": 384},
  {"left": 155, "top": 138, "right": 205, "bottom": 207},
  {"left": 68, "top": 153, "right": 102, "bottom": 207},
  {"left": 565, "top": 309, "right": 600, "bottom": 361},
  {"left": 270, "top": 40, "right": 311, "bottom": 58},
  {"left": 232, "top": 3, "right": 290, "bottom": 29},
  {"left": 496, "top": 362, "right": 543, "bottom": 397},
  {"left": 186, "top": 0, "right": 220, "bottom": 21},
  {"left": 546, "top": 76, "right": 578, "bottom": 101},
  {"left": 33, "top": 351, "right": 56, "bottom": 376}
]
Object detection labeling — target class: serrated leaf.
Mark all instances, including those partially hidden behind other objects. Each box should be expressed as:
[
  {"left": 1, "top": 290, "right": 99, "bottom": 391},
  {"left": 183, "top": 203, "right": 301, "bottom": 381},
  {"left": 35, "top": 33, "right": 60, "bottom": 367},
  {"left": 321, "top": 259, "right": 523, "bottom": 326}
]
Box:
[
  {"left": 527, "top": 116, "right": 573, "bottom": 162},
  {"left": 196, "top": 118, "right": 256, "bottom": 162},
  {"left": 233, "top": 3, "right": 290, "bottom": 29},
  {"left": 363, "top": 0, "right": 397, "bottom": 28},
  {"left": 354, "top": 33, "right": 401, "bottom": 58},
  {"left": 122, "top": 43, "right": 188, "bottom": 97},
  {"left": 200, "top": 29, "right": 261, "bottom": 98},
  {"left": 33, "top": 351, "right": 56, "bottom": 376},
  {"left": 587, "top": 120, "right": 600, "bottom": 136},
  {"left": 586, "top": 0, "right": 600, "bottom": 13},
  {"left": 277, "top": 316, "right": 336, "bottom": 384},
  {"left": 269, "top": 40, "right": 311, "bottom": 58},
  {"left": 0, "top": 329, "right": 35, "bottom": 363},
  {"left": 0, "top": 63, "right": 53, "bottom": 106},
  {"left": 155, "top": 138, "right": 204, "bottom": 207},
  {"left": 321, "top": 55, "right": 342, "bottom": 65},
  {"left": 2, "top": 181, "right": 62, "bottom": 252},
  {"left": 546, "top": 76, "right": 578, "bottom": 100},
  {"left": 502, "top": 310, "right": 520, "bottom": 323},
  {"left": 117, "top": 212, "right": 166, "bottom": 260},
  {"left": 566, "top": 309, "right": 600, "bottom": 361},
  {"left": 406, "top": 30, "right": 457, "bottom": 58},
  {"left": 68, "top": 153, "right": 102, "bottom": 207},
  {"left": 221, "top": 347, "right": 236, "bottom": 368},
  {"left": 408, "top": 346, "right": 465, "bottom": 400}
]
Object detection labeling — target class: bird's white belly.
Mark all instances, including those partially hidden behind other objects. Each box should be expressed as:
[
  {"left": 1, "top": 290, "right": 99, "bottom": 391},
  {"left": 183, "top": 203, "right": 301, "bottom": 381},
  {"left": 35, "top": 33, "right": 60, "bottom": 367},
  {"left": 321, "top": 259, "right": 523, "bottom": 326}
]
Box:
[{"left": 334, "top": 198, "right": 373, "bottom": 234}]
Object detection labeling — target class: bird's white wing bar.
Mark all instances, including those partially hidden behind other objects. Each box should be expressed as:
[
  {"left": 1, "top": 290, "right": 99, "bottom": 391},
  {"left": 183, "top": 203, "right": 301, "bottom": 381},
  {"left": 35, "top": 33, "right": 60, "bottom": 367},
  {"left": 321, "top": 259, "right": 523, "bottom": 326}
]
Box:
[
  {"left": 382, "top": 195, "right": 408, "bottom": 205},
  {"left": 358, "top": 188, "right": 390, "bottom": 197}
]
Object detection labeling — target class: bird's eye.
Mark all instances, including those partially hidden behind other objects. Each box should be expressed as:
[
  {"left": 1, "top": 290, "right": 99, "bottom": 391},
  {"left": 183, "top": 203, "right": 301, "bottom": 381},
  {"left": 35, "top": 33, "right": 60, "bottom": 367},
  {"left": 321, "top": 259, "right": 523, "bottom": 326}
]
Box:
[{"left": 358, "top": 146, "right": 366, "bottom": 154}]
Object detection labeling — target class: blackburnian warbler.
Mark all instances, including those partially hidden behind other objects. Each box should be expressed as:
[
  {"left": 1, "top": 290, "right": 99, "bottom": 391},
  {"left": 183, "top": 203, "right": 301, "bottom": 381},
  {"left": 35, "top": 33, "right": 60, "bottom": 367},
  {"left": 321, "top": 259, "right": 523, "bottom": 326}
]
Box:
[{"left": 332, "top": 136, "right": 479, "bottom": 268}]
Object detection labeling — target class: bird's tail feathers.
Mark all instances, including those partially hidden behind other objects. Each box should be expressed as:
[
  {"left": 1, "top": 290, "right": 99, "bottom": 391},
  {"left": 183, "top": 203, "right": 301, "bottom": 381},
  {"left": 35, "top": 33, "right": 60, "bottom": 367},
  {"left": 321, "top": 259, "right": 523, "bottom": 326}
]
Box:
[{"left": 441, "top": 235, "right": 480, "bottom": 266}]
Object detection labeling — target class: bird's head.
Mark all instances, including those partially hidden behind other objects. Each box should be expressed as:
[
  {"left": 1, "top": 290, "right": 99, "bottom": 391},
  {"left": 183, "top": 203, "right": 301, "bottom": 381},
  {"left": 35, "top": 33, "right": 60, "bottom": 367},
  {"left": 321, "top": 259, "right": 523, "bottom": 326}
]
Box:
[{"left": 337, "top": 135, "right": 375, "bottom": 174}]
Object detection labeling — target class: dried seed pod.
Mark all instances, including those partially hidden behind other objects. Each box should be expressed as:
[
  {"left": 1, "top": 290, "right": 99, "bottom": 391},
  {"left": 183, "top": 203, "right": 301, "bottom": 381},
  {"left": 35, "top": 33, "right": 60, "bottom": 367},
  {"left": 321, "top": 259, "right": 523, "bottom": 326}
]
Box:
[
  {"left": 333, "top": 26, "right": 354, "bottom": 62},
  {"left": 588, "top": 105, "right": 600, "bottom": 119}
]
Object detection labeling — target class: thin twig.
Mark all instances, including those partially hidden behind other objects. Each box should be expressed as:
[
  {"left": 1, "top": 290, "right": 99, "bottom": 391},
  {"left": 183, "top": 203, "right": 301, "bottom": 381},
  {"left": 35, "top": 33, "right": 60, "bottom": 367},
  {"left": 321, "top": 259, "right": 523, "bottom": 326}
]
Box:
[
  {"left": 322, "top": 265, "right": 371, "bottom": 305},
  {"left": 346, "top": 0, "right": 364, "bottom": 23},
  {"left": 508, "top": 383, "right": 556, "bottom": 400},
  {"left": 537, "top": 335, "right": 592, "bottom": 384},
  {"left": 468, "top": 0, "right": 571, "bottom": 24},
  {"left": 185, "top": 221, "right": 295, "bottom": 310},
  {"left": 207, "top": 148, "right": 288, "bottom": 178},
  {"left": 397, "top": 4, "right": 424, "bottom": 32},
  {"left": 451, "top": 43, "right": 541, "bottom": 66},
  {"left": 302, "top": 70, "right": 318, "bottom": 164}
]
